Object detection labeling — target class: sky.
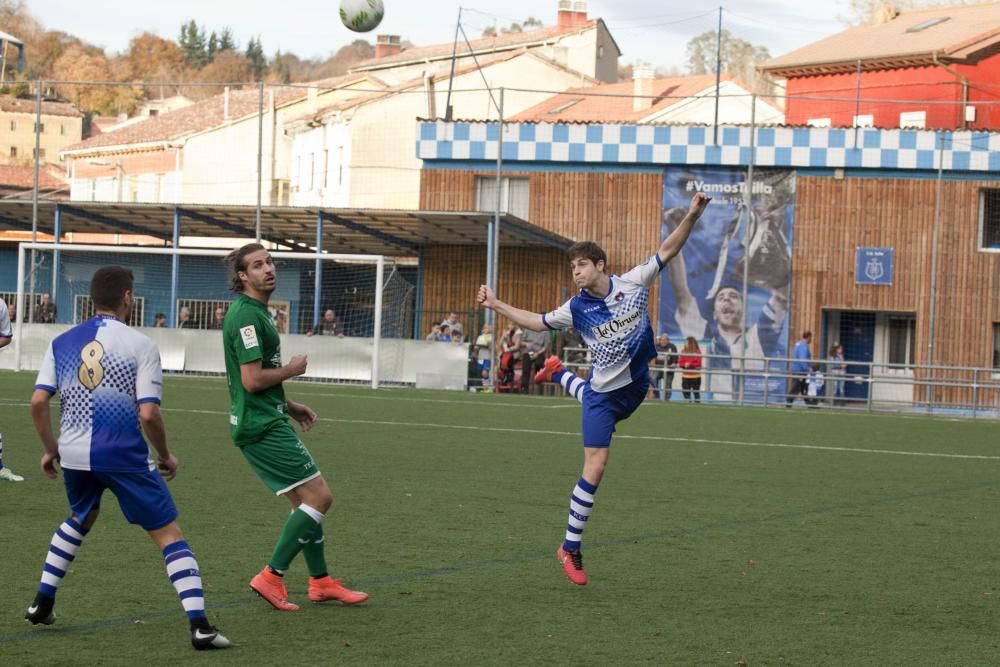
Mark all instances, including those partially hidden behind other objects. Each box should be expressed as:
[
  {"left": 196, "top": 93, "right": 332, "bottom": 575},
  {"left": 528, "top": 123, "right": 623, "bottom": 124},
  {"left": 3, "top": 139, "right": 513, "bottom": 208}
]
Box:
[{"left": 21, "top": 0, "right": 854, "bottom": 70}]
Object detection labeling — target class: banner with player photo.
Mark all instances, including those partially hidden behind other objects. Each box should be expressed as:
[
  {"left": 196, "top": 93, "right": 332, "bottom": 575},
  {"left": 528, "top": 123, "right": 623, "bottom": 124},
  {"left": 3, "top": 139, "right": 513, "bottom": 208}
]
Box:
[{"left": 658, "top": 167, "right": 796, "bottom": 403}]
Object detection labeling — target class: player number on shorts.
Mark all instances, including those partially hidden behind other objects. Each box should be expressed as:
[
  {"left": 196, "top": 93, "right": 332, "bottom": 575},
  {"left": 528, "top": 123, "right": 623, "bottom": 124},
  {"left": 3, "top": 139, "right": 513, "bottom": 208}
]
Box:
[{"left": 78, "top": 340, "right": 106, "bottom": 390}]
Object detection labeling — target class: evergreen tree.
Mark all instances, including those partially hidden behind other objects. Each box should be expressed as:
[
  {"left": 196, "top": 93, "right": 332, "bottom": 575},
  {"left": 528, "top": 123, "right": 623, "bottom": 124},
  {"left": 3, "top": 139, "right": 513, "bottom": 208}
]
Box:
[
  {"left": 207, "top": 30, "right": 219, "bottom": 60},
  {"left": 218, "top": 27, "right": 236, "bottom": 52},
  {"left": 178, "top": 20, "right": 208, "bottom": 67},
  {"left": 245, "top": 36, "right": 267, "bottom": 78}
]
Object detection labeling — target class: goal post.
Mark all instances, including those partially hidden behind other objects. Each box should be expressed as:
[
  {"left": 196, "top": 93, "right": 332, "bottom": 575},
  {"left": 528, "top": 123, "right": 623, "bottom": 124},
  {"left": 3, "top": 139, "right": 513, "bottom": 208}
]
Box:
[{"left": 13, "top": 242, "right": 413, "bottom": 388}]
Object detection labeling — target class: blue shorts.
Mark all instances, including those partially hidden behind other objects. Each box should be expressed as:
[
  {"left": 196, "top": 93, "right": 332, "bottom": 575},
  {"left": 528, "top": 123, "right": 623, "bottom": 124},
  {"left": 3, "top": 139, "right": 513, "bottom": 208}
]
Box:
[
  {"left": 580, "top": 377, "right": 650, "bottom": 447},
  {"left": 63, "top": 468, "right": 178, "bottom": 532}
]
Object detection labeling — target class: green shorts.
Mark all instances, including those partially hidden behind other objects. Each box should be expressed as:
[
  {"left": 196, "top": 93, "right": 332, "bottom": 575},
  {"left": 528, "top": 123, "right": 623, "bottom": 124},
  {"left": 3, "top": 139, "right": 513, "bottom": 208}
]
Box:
[{"left": 239, "top": 422, "right": 321, "bottom": 495}]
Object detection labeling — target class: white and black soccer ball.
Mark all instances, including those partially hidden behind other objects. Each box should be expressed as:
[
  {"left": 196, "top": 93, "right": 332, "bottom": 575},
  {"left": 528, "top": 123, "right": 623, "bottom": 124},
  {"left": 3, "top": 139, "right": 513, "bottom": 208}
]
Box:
[{"left": 340, "top": 0, "right": 385, "bottom": 33}]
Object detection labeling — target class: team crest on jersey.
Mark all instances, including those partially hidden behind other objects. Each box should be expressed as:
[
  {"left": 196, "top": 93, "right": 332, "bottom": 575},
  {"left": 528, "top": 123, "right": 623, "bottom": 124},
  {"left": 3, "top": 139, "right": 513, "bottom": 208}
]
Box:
[
  {"left": 240, "top": 325, "right": 259, "bottom": 349},
  {"left": 614, "top": 292, "right": 625, "bottom": 302}
]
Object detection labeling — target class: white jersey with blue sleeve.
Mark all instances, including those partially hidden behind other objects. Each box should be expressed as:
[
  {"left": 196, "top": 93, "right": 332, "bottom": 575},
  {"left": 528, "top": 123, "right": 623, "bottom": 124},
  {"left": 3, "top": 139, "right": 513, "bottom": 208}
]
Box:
[
  {"left": 34, "top": 315, "right": 162, "bottom": 473},
  {"left": 543, "top": 255, "right": 663, "bottom": 392},
  {"left": 0, "top": 298, "right": 11, "bottom": 339}
]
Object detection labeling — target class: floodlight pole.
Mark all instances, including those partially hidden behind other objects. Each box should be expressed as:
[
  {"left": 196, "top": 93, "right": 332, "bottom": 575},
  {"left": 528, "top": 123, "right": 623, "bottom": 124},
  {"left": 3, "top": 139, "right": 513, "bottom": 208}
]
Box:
[
  {"left": 486, "top": 87, "right": 504, "bottom": 391},
  {"left": 444, "top": 7, "right": 462, "bottom": 121},
  {"left": 738, "top": 94, "right": 757, "bottom": 406},
  {"left": 712, "top": 6, "right": 723, "bottom": 145},
  {"left": 926, "top": 133, "right": 945, "bottom": 410},
  {"left": 29, "top": 79, "right": 41, "bottom": 323},
  {"left": 255, "top": 80, "right": 264, "bottom": 243}
]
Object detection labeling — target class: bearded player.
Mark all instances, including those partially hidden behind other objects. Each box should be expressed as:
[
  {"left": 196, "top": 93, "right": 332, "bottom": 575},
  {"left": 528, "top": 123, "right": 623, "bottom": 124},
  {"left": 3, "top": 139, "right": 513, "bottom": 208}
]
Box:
[{"left": 222, "top": 243, "right": 367, "bottom": 611}]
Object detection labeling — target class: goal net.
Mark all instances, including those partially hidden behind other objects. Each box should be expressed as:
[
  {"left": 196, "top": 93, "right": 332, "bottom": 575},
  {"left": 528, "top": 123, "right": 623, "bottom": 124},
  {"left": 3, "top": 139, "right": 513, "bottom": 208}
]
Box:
[{"left": 11, "top": 242, "right": 415, "bottom": 387}]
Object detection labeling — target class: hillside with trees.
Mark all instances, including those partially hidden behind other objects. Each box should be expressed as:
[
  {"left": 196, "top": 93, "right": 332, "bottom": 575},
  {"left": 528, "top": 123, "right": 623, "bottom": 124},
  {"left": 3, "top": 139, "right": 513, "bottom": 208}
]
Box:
[{"left": 0, "top": 0, "right": 374, "bottom": 115}]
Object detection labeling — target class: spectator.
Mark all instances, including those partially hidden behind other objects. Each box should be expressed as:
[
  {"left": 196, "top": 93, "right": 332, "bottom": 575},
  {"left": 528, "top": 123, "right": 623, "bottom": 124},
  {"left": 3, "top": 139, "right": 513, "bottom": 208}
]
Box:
[
  {"left": 307, "top": 309, "right": 345, "bottom": 337},
  {"left": 177, "top": 306, "right": 197, "bottom": 329},
  {"left": 7, "top": 301, "right": 16, "bottom": 323},
  {"left": 806, "top": 362, "right": 825, "bottom": 408},
  {"left": 786, "top": 330, "right": 813, "bottom": 407},
  {"left": 474, "top": 323, "right": 493, "bottom": 387},
  {"left": 34, "top": 292, "right": 56, "bottom": 323},
  {"left": 424, "top": 324, "right": 453, "bottom": 342},
  {"left": 210, "top": 306, "right": 226, "bottom": 330},
  {"left": 650, "top": 333, "right": 678, "bottom": 400},
  {"left": 559, "top": 326, "right": 587, "bottom": 367},
  {"left": 153, "top": 312, "right": 167, "bottom": 328},
  {"left": 520, "top": 328, "right": 551, "bottom": 394},
  {"left": 827, "top": 343, "right": 846, "bottom": 406},
  {"left": 678, "top": 336, "right": 702, "bottom": 403},
  {"left": 440, "top": 312, "right": 464, "bottom": 341}
]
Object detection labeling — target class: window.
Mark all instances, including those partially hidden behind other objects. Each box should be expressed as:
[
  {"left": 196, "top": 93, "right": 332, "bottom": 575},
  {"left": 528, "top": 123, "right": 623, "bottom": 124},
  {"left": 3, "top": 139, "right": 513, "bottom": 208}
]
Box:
[
  {"left": 906, "top": 17, "right": 950, "bottom": 33},
  {"left": 60, "top": 123, "right": 67, "bottom": 135},
  {"left": 9, "top": 146, "right": 16, "bottom": 158},
  {"left": 887, "top": 316, "right": 916, "bottom": 367},
  {"left": 993, "top": 324, "right": 1000, "bottom": 370},
  {"left": 33, "top": 147, "right": 45, "bottom": 160},
  {"left": 33, "top": 122, "right": 44, "bottom": 133},
  {"left": 806, "top": 117, "right": 831, "bottom": 128},
  {"left": 323, "top": 149, "right": 329, "bottom": 189},
  {"left": 853, "top": 114, "right": 874, "bottom": 128},
  {"left": 9, "top": 120, "right": 15, "bottom": 131},
  {"left": 980, "top": 189, "right": 1000, "bottom": 250},
  {"left": 476, "top": 176, "right": 530, "bottom": 220},
  {"left": 899, "top": 111, "right": 926, "bottom": 129},
  {"left": 148, "top": 109, "right": 158, "bottom": 117}
]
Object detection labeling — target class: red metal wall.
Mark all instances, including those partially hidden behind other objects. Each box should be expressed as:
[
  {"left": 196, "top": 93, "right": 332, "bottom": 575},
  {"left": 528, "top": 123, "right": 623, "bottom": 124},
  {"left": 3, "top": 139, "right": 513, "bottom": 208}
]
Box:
[{"left": 783, "top": 51, "right": 1000, "bottom": 129}]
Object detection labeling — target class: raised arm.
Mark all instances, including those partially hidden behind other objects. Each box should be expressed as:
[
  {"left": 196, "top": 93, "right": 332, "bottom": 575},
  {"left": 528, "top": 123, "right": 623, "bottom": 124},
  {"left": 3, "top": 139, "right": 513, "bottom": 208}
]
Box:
[
  {"left": 477, "top": 285, "right": 546, "bottom": 332},
  {"left": 657, "top": 192, "right": 711, "bottom": 266}
]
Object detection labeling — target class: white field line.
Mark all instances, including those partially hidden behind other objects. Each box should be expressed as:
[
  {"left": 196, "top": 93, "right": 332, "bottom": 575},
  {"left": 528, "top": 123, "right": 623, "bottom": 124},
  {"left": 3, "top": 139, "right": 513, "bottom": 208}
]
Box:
[{"left": 1, "top": 398, "right": 996, "bottom": 461}]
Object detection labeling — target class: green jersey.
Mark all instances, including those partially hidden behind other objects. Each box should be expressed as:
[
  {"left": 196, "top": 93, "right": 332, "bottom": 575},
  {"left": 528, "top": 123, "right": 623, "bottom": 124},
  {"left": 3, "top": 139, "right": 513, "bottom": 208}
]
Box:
[{"left": 222, "top": 293, "right": 288, "bottom": 445}]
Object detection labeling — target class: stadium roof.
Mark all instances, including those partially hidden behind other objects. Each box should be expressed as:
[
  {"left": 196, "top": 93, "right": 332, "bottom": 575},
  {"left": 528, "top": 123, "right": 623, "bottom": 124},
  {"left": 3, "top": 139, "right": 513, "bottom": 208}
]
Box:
[{"left": 0, "top": 201, "right": 572, "bottom": 255}]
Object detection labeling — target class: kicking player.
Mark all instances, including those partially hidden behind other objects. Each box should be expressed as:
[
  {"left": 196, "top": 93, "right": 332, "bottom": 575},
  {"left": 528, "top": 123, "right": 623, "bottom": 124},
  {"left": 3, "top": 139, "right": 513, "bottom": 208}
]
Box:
[
  {"left": 24, "top": 267, "right": 230, "bottom": 650},
  {"left": 478, "top": 192, "right": 711, "bottom": 585},
  {"left": 222, "top": 243, "right": 367, "bottom": 611},
  {"left": 0, "top": 296, "right": 24, "bottom": 481}
]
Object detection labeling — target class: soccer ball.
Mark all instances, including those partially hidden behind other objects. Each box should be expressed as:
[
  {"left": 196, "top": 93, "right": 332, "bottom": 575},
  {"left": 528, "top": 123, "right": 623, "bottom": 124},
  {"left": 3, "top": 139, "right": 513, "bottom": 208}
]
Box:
[{"left": 340, "top": 0, "right": 385, "bottom": 32}]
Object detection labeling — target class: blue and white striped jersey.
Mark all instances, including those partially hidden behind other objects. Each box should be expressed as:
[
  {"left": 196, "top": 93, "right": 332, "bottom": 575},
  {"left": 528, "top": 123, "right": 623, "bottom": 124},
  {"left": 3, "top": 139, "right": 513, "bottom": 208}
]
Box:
[
  {"left": 35, "top": 315, "right": 162, "bottom": 472},
  {"left": 542, "top": 255, "right": 663, "bottom": 392}
]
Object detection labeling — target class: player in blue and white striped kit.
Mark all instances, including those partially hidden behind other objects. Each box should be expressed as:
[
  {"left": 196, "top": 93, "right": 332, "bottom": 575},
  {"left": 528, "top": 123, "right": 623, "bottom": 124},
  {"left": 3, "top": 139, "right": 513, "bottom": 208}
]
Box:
[
  {"left": 23, "top": 266, "right": 230, "bottom": 650},
  {"left": 478, "top": 192, "right": 711, "bottom": 585},
  {"left": 0, "top": 297, "right": 24, "bottom": 481}
]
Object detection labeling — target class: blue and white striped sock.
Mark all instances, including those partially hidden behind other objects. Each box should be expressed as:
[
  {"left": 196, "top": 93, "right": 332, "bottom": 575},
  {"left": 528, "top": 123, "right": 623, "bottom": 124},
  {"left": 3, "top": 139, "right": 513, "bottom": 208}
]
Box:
[
  {"left": 553, "top": 370, "right": 586, "bottom": 404},
  {"left": 38, "top": 517, "right": 89, "bottom": 598},
  {"left": 163, "top": 540, "right": 206, "bottom": 621},
  {"left": 563, "top": 477, "right": 598, "bottom": 553}
]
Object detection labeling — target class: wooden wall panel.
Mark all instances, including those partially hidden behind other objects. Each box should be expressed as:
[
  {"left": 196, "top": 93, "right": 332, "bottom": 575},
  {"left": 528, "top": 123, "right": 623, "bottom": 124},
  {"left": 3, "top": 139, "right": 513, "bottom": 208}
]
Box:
[
  {"left": 794, "top": 175, "right": 1000, "bottom": 405},
  {"left": 421, "top": 167, "right": 1000, "bottom": 406}
]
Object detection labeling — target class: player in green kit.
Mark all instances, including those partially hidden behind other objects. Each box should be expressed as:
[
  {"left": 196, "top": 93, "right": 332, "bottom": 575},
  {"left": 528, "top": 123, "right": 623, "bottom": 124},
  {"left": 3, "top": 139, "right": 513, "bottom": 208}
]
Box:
[{"left": 222, "top": 243, "right": 367, "bottom": 611}]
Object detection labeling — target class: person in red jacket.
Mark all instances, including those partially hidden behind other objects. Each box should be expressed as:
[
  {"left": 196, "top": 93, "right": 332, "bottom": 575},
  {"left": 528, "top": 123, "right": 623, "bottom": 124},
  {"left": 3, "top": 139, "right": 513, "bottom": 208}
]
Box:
[{"left": 678, "top": 336, "right": 702, "bottom": 403}]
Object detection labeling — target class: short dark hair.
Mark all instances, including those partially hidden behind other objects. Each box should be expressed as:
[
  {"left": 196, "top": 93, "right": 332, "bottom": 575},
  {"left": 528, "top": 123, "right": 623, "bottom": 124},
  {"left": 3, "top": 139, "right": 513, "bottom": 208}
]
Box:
[
  {"left": 225, "top": 242, "right": 267, "bottom": 292},
  {"left": 90, "top": 266, "right": 134, "bottom": 311},
  {"left": 566, "top": 241, "right": 607, "bottom": 269}
]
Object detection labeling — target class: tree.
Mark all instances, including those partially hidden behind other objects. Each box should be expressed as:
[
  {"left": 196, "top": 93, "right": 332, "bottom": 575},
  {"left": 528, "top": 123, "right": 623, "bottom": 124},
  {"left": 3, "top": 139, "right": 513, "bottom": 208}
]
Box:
[
  {"left": 178, "top": 20, "right": 208, "bottom": 67},
  {"left": 269, "top": 50, "right": 291, "bottom": 84},
  {"left": 127, "top": 32, "right": 186, "bottom": 95},
  {"left": 218, "top": 27, "right": 236, "bottom": 52},
  {"left": 480, "top": 16, "right": 545, "bottom": 38},
  {"left": 842, "top": 0, "right": 975, "bottom": 25},
  {"left": 245, "top": 36, "right": 266, "bottom": 79},
  {"left": 52, "top": 44, "right": 140, "bottom": 115},
  {"left": 686, "top": 29, "right": 771, "bottom": 93},
  {"left": 190, "top": 50, "right": 253, "bottom": 99},
  {"left": 207, "top": 31, "right": 219, "bottom": 60}
]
